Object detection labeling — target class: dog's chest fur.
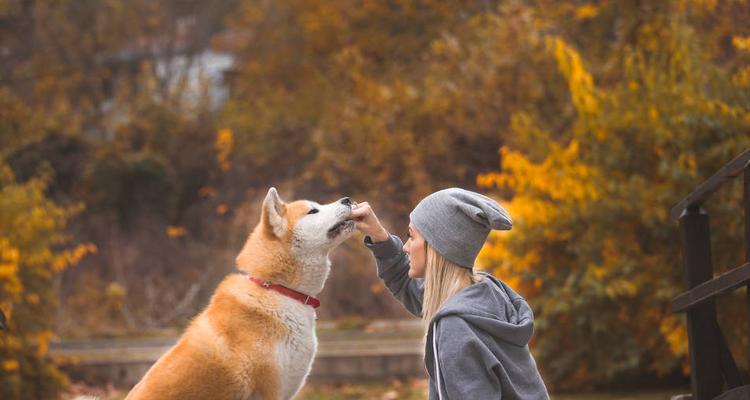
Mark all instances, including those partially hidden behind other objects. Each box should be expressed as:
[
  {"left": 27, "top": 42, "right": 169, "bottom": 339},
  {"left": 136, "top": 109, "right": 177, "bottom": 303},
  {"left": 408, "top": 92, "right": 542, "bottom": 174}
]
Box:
[{"left": 275, "top": 295, "right": 317, "bottom": 399}]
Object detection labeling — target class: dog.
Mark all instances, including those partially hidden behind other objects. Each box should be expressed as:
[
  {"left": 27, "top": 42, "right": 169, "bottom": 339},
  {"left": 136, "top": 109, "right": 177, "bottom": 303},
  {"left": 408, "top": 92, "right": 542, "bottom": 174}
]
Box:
[{"left": 125, "top": 187, "right": 356, "bottom": 399}]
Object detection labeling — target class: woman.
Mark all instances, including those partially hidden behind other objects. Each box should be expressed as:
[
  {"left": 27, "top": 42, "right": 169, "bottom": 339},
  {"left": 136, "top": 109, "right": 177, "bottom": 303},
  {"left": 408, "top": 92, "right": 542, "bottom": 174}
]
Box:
[{"left": 350, "top": 188, "right": 549, "bottom": 399}]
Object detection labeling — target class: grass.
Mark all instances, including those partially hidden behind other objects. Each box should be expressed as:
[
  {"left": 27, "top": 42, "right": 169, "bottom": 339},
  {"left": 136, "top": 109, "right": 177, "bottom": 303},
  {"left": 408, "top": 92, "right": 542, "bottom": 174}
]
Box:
[
  {"left": 63, "top": 379, "right": 688, "bottom": 400},
  {"left": 296, "top": 379, "right": 428, "bottom": 400},
  {"left": 554, "top": 390, "right": 688, "bottom": 400},
  {"left": 296, "top": 380, "right": 687, "bottom": 400}
]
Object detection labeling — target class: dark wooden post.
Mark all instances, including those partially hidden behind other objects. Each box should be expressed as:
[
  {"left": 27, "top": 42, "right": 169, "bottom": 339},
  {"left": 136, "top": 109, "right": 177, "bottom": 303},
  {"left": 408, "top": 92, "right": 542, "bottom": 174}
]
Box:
[
  {"left": 679, "top": 206, "right": 722, "bottom": 400},
  {"left": 745, "top": 164, "right": 750, "bottom": 376}
]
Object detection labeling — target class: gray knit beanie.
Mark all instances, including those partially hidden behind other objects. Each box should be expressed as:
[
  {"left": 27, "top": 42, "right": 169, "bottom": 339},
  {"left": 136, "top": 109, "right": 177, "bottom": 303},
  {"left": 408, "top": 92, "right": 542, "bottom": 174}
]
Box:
[{"left": 409, "top": 188, "right": 512, "bottom": 269}]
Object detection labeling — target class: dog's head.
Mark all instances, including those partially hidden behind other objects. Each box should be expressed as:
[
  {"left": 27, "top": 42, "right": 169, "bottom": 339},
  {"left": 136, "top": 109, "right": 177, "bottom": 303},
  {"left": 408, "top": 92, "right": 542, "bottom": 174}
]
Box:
[
  {"left": 259, "top": 187, "right": 355, "bottom": 251},
  {"left": 236, "top": 187, "right": 355, "bottom": 291}
]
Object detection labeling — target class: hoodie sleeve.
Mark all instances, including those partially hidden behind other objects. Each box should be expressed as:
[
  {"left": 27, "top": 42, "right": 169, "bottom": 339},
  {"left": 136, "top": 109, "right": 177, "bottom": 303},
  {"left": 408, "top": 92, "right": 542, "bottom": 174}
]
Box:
[
  {"left": 435, "top": 316, "right": 502, "bottom": 399},
  {"left": 363, "top": 233, "right": 423, "bottom": 317}
]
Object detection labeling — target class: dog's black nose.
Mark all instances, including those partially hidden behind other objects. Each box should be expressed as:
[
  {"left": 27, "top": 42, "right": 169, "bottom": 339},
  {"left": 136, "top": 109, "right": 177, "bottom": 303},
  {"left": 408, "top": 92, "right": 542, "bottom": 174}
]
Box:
[{"left": 340, "top": 197, "right": 351, "bottom": 205}]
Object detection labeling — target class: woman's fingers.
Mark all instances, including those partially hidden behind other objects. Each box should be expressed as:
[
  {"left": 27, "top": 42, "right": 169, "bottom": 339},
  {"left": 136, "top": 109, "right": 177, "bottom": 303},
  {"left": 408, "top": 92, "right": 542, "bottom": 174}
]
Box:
[
  {"left": 349, "top": 201, "right": 389, "bottom": 242},
  {"left": 349, "top": 202, "right": 371, "bottom": 220}
]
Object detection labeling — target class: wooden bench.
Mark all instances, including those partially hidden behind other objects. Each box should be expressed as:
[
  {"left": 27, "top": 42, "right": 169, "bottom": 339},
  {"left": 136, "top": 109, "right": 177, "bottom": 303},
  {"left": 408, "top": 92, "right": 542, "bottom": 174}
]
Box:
[{"left": 670, "top": 149, "right": 750, "bottom": 400}]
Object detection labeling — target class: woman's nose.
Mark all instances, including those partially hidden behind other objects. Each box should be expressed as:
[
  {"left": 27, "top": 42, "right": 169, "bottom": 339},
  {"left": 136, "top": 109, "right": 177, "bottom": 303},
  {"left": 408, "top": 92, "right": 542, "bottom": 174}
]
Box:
[{"left": 339, "top": 197, "right": 351, "bottom": 205}]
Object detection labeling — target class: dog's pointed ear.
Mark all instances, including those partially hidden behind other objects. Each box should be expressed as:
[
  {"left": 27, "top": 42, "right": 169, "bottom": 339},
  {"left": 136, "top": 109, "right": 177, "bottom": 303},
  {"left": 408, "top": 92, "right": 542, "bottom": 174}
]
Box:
[{"left": 261, "top": 187, "right": 287, "bottom": 239}]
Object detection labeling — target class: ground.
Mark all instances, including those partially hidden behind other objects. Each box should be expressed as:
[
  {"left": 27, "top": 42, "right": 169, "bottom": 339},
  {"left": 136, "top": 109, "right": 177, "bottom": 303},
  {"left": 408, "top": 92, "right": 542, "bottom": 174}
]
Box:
[{"left": 63, "top": 379, "right": 688, "bottom": 399}]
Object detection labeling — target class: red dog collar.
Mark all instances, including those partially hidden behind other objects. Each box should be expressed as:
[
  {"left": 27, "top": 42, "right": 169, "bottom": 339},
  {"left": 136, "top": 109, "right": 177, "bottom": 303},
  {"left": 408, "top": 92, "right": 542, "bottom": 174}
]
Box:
[{"left": 249, "top": 276, "right": 321, "bottom": 309}]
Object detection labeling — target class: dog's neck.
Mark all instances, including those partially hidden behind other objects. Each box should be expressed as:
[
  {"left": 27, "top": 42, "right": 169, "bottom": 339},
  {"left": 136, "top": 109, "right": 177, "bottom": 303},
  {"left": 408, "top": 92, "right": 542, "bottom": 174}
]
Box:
[
  {"left": 236, "top": 232, "right": 334, "bottom": 297},
  {"left": 291, "top": 250, "right": 331, "bottom": 296}
]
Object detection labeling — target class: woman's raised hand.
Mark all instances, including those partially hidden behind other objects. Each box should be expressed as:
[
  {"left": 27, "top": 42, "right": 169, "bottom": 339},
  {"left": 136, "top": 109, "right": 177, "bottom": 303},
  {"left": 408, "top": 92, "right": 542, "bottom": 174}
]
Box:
[{"left": 349, "top": 202, "right": 390, "bottom": 243}]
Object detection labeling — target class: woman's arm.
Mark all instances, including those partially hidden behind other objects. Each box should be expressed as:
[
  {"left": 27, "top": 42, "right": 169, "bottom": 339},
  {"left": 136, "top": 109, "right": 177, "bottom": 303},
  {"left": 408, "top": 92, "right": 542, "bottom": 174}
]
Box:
[
  {"left": 364, "top": 233, "right": 424, "bottom": 317},
  {"left": 350, "top": 201, "right": 424, "bottom": 317}
]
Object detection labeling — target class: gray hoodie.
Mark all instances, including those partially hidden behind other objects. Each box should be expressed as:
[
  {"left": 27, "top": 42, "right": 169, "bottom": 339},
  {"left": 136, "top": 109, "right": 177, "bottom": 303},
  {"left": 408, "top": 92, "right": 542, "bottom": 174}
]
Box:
[{"left": 364, "top": 233, "right": 549, "bottom": 399}]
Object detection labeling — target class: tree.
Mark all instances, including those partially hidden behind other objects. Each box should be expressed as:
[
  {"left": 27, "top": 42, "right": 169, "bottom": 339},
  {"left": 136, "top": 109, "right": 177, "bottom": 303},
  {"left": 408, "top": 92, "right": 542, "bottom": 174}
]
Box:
[
  {"left": 477, "top": 7, "right": 750, "bottom": 389},
  {"left": 0, "top": 163, "right": 92, "bottom": 399}
]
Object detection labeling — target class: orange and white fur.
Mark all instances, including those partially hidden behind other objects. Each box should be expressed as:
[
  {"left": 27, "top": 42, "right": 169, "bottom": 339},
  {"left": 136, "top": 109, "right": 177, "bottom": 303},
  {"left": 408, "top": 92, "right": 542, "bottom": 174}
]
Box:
[{"left": 125, "top": 187, "right": 356, "bottom": 400}]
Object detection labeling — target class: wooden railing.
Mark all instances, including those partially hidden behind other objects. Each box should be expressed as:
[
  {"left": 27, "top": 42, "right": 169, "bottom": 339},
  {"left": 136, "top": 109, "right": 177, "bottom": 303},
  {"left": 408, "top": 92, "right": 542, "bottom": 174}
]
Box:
[{"left": 670, "top": 149, "right": 750, "bottom": 400}]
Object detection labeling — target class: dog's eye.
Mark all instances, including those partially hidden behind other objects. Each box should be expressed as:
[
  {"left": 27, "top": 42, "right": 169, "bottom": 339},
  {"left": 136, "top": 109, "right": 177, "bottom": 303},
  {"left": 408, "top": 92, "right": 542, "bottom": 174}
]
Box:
[{"left": 307, "top": 209, "right": 319, "bottom": 215}]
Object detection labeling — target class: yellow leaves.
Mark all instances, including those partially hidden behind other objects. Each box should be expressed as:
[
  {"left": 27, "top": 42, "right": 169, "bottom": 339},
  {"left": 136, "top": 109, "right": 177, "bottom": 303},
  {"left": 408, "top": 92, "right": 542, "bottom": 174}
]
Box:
[
  {"left": 476, "top": 172, "right": 499, "bottom": 189},
  {"left": 106, "top": 282, "right": 126, "bottom": 299},
  {"left": 549, "top": 37, "right": 599, "bottom": 115},
  {"left": 429, "top": 32, "right": 461, "bottom": 57},
  {"left": 299, "top": 2, "right": 345, "bottom": 35},
  {"left": 477, "top": 140, "right": 605, "bottom": 293},
  {"left": 659, "top": 314, "right": 688, "bottom": 358},
  {"left": 732, "top": 36, "right": 750, "bottom": 52},
  {"left": 587, "top": 264, "right": 607, "bottom": 280},
  {"left": 686, "top": 154, "right": 697, "bottom": 174},
  {"left": 603, "top": 279, "right": 638, "bottom": 299},
  {"left": 574, "top": 4, "right": 599, "bottom": 20},
  {"left": 0, "top": 240, "right": 20, "bottom": 266},
  {"left": 0, "top": 264, "right": 18, "bottom": 280},
  {"left": 36, "top": 331, "right": 53, "bottom": 357},
  {"left": 215, "top": 128, "right": 234, "bottom": 172},
  {"left": 692, "top": 0, "right": 719, "bottom": 11},
  {"left": 166, "top": 226, "right": 187, "bottom": 238},
  {"left": 105, "top": 282, "right": 126, "bottom": 310},
  {"left": 731, "top": 66, "right": 750, "bottom": 87},
  {"left": 480, "top": 142, "right": 602, "bottom": 205},
  {"left": 648, "top": 106, "right": 659, "bottom": 121}
]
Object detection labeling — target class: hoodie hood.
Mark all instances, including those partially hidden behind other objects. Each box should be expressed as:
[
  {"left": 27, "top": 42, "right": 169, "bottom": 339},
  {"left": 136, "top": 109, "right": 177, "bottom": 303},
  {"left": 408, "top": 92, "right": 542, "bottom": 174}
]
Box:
[{"left": 431, "top": 271, "right": 534, "bottom": 347}]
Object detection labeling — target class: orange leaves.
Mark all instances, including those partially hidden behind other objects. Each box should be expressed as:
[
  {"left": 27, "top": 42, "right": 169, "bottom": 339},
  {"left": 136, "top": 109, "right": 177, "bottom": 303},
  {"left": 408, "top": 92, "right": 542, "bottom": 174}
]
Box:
[
  {"left": 166, "top": 226, "right": 187, "bottom": 238},
  {"left": 0, "top": 239, "right": 21, "bottom": 293},
  {"left": 198, "top": 186, "right": 218, "bottom": 198},
  {"left": 2, "top": 359, "right": 19, "bottom": 372},
  {"left": 216, "top": 203, "right": 229, "bottom": 216},
  {"left": 215, "top": 128, "right": 234, "bottom": 172},
  {"left": 51, "top": 242, "right": 97, "bottom": 272},
  {"left": 369, "top": 282, "right": 385, "bottom": 295}
]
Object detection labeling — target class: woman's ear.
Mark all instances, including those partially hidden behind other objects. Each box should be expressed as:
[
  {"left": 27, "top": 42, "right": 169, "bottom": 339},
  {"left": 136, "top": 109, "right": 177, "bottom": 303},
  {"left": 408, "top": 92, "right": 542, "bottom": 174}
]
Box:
[{"left": 261, "top": 187, "right": 287, "bottom": 239}]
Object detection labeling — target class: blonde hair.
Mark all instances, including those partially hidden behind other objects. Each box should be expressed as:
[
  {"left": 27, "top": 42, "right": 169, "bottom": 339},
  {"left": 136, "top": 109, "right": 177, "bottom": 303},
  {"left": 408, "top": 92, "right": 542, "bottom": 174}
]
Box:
[{"left": 421, "top": 242, "right": 482, "bottom": 328}]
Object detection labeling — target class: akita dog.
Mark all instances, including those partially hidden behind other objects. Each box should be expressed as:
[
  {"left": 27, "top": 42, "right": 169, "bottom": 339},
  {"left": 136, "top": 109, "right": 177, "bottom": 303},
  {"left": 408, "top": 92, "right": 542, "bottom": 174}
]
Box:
[{"left": 126, "top": 187, "right": 356, "bottom": 400}]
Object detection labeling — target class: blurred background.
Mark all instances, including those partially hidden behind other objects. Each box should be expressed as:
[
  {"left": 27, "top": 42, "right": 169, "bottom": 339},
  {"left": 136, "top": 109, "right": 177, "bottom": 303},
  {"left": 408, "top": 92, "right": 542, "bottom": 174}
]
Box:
[{"left": 1, "top": 0, "right": 749, "bottom": 398}]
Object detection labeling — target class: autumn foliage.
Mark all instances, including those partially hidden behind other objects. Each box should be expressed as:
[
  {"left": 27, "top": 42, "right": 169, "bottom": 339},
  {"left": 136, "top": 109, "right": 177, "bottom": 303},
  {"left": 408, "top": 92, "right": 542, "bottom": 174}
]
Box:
[
  {"left": 476, "top": 4, "right": 750, "bottom": 389},
  {"left": 0, "top": 164, "right": 94, "bottom": 399},
  {"left": 1, "top": 0, "right": 750, "bottom": 396}
]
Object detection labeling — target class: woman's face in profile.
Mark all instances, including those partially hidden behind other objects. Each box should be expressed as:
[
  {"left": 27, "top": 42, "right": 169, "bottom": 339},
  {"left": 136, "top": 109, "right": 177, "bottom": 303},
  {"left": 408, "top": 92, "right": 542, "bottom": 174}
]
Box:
[{"left": 403, "top": 221, "right": 426, "bottom": 278}]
